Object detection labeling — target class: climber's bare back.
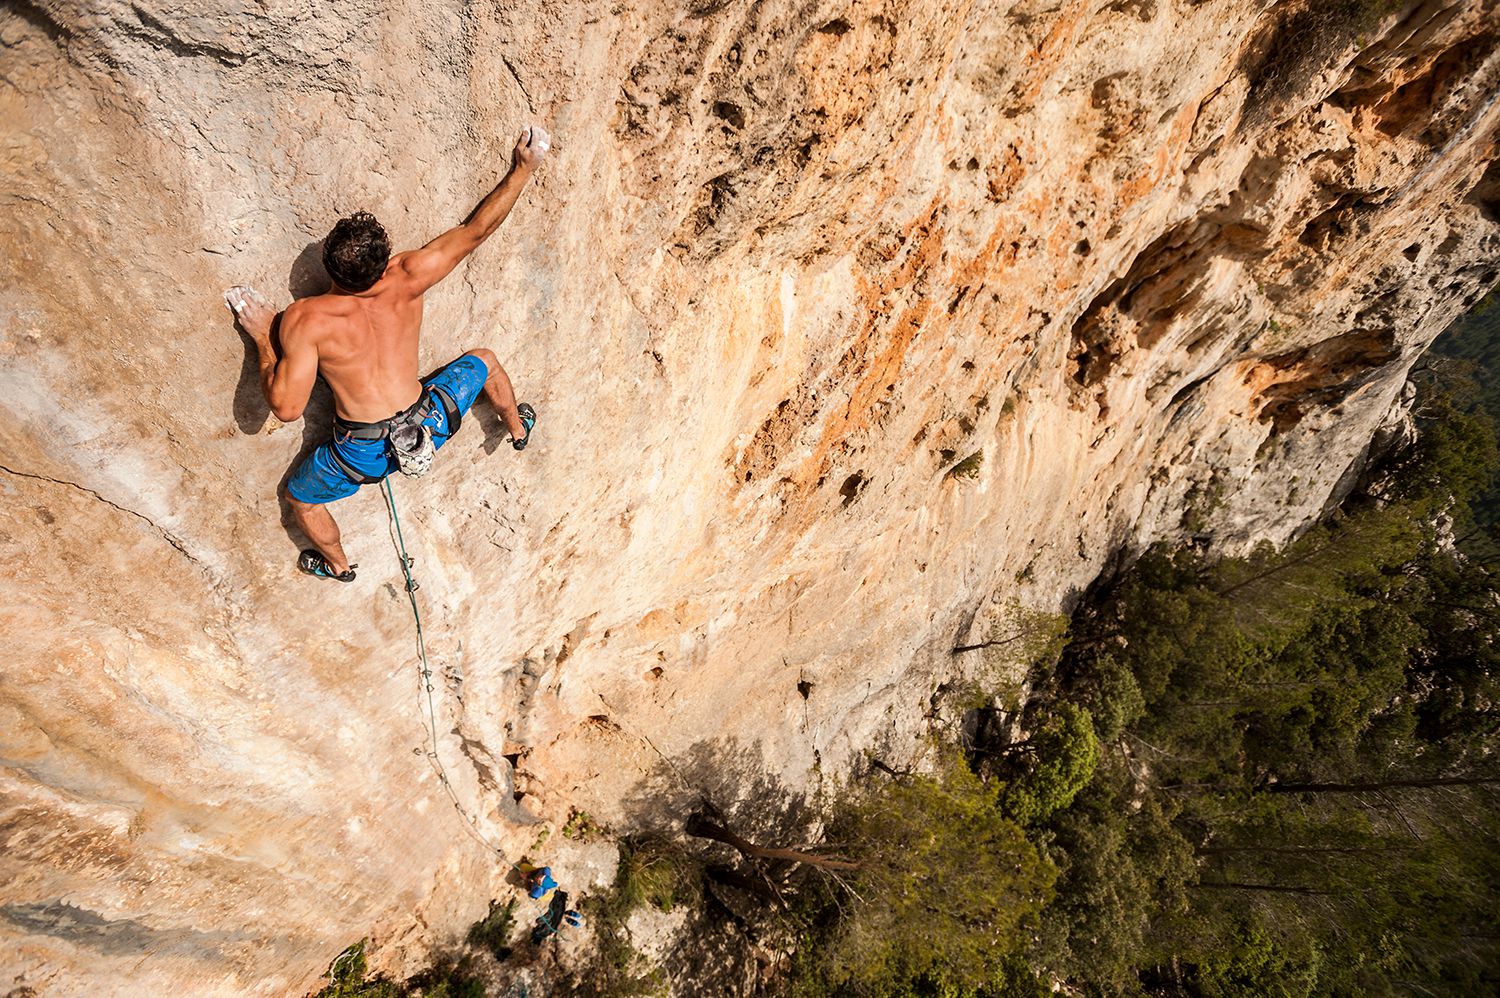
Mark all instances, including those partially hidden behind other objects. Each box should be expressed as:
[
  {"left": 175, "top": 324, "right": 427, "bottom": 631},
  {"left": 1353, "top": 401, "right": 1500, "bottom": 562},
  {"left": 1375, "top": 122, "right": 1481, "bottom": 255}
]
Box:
[{"left": 279, "top": 259, "right": 431, "bottom": 423}]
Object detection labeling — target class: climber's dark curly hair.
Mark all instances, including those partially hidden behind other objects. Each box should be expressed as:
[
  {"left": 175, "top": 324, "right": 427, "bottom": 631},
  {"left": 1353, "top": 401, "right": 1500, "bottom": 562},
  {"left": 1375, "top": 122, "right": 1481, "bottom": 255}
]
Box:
[{"left": 323, "top": 211, "right": 390, "bottom": 292}]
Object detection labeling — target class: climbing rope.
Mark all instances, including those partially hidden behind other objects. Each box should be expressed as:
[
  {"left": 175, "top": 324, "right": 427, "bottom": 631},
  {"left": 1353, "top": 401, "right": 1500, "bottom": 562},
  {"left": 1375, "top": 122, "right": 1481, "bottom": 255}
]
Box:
[{"left": 380, "top": 476, "right": 510, "bottom": 861}]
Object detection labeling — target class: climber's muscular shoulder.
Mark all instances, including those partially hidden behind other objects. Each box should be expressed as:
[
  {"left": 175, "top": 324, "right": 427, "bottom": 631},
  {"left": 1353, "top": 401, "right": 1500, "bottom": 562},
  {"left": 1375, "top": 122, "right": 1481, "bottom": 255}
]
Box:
[{"left": 279, "top": 272, "right": 427, "bottom": 358}]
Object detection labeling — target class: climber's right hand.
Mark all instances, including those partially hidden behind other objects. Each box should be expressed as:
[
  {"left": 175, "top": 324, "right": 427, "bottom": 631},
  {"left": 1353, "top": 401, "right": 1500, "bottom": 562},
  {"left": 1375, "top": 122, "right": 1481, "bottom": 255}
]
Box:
[{"left": 514, "top": 125, "right": 550, "bottom": 173}]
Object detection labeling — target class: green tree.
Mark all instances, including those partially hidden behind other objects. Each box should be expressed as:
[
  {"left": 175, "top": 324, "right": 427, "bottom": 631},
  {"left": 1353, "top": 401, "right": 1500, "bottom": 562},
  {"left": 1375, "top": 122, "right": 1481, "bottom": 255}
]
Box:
[
  {"left": 1026, "top": 757, "right": 1196, "bottom": 992},
  {"left": 995, "top": 702, "right": 1100, "bottom": 826},
  {"left": 804, "top": 753, "right": 1056, "bottom": 997},
  {"left": 1017, "top": 391, "right": 1500, "bottom": 993}
]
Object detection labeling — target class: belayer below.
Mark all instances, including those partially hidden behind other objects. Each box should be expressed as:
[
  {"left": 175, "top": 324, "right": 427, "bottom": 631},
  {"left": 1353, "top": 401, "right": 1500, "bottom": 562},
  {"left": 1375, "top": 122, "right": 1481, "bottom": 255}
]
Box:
[
  {"left": 227, "top": 124, "right": 551, "bottom": 583},
  {"left": 525, "top": 865, "right": 559, "bottom": 899}
]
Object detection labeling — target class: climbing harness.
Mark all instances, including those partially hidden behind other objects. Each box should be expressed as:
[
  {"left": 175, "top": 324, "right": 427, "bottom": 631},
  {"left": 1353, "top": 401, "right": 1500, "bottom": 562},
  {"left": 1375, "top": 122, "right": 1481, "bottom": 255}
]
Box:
[
  {"left": 329, "top": 386, "right": 463, "bottom": 484},
  {"left": 380, "top": 476, "right": 508, "bottom": 860}
]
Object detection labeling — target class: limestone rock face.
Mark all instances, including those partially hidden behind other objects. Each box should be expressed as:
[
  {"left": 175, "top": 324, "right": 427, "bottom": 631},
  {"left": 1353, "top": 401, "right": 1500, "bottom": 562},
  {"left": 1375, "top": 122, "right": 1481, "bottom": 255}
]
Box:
[{"left": 2, "top": 0, "right": 1498, "bottom": 993}]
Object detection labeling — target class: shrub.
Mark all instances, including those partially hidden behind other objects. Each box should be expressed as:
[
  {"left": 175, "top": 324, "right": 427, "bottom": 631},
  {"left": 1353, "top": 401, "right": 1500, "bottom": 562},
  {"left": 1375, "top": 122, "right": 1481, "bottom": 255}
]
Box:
[
  {"left": 311, "top": 940, "right": 486, "bottom": 998},
  {"left": 465, "top": 898, "right": 516, "bottom": 961},
  {"left": 1000, "top": 703, "right": 1100, "bottom": 826},
  {"left": 1243, "top": 0, "right": 1401, "bottom": 125},
  {"left": 949, "top": 451, "right": 984, "bottom": 481},
  {"left": 563, "top": 809, "right": 607, "bottom": 841},
  {"left": 614, "top": 840, "right": 703, "bottom": 914},
  {"left": 311, "top": 941, "right": 399, "bottom": 998}
]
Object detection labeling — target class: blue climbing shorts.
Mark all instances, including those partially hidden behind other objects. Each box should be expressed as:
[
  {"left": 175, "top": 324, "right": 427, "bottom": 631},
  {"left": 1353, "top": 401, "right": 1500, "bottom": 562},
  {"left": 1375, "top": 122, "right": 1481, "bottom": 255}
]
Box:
[{"left": 285, "top": 353, "right": 490, "bottom": 505}]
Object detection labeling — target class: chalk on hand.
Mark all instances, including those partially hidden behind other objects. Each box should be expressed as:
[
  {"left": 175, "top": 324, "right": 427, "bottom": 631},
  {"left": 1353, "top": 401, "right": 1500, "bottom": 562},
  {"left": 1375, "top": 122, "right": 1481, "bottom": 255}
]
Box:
[{"left": 224, "top": 285, "right": 270, "bottom": 316}]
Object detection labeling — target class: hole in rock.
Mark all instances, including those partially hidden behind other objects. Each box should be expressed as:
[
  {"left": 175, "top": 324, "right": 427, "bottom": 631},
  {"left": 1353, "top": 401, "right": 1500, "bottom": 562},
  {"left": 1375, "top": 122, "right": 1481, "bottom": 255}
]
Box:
[
  {"left": 839, "top": 472, "right": 867, "bottom": 506},
  {"left": 647, "top": 666, "right": 665, "bottom": 680},
  {"left": 797, "top": 679, "right": 814, "bottom": 699},
  {"left": 1403, "top": 243, "right": 1421, "bottom": 261},
  {"left": 818, "top": 18, "right": 852, "bottom": 35},
  {"left": 711, "top": 101, "right": 745, "bottom": 129}
]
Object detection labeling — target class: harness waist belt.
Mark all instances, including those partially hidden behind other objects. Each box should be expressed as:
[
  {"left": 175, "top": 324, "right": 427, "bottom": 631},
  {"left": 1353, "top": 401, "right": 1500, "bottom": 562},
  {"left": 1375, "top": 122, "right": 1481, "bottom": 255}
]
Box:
[
  {"left": 324, "top": 385, "right": 464, "bottom": 487},
  {"left": 334, "top": 386, "right": 462, "bottom": 441},
  {"left": 335, "top": 395, "right": 425, "bottom": 440}
]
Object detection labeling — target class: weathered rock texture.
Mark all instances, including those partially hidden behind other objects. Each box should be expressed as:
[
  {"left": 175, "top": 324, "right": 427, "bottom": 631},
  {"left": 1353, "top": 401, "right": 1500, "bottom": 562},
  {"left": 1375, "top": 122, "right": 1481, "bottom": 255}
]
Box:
[{"left": 3, "top": 0, "right": 1498, "bottom": 993}]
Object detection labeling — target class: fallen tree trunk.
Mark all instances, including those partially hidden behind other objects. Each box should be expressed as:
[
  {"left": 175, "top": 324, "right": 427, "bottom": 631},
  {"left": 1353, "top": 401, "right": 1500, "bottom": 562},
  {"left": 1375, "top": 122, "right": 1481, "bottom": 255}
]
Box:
[{"left": 684, "top": 806, "right": 859, "bottom": 871}]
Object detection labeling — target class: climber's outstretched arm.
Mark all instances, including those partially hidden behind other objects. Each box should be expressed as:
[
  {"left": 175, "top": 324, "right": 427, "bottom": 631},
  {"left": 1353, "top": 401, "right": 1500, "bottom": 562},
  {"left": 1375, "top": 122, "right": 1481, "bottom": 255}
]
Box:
[{"left": 398, "top": 125, "right": 551, "bottom": 295}]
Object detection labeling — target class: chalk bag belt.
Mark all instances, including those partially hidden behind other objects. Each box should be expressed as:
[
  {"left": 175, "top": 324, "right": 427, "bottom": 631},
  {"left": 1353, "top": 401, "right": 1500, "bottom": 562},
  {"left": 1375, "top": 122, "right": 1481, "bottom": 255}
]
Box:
[{"left": 326, "top": 386, "right": 463, "bottom": 485}]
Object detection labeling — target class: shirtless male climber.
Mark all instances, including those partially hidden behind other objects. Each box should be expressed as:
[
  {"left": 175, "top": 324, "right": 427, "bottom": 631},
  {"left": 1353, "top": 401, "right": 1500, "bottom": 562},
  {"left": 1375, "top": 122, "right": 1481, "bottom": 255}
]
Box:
[{"left": 226, "top": 125, "right": 551, "bottom": 583}]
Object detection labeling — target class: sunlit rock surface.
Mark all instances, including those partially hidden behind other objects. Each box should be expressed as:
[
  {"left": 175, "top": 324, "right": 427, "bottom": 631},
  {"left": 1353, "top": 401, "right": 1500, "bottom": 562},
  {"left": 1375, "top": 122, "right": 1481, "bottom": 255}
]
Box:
[{"left": 2, "top": 0, "right": 1498, "bottom": 993}]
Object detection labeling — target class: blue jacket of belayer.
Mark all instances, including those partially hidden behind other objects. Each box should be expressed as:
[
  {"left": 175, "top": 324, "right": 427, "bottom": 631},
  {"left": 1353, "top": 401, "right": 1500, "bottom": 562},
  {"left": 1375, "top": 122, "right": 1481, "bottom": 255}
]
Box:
[{"left": 528, "top": 867, "right": 558, "bottom": 899}]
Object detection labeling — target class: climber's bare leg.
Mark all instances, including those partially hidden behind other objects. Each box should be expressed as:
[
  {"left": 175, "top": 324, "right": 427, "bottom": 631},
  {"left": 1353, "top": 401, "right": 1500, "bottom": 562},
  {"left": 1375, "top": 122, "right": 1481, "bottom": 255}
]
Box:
[
  {"left": 465, "top": 347, "right": 526, "bottom": 440},
  {"left": 284, "top": 487, "right": 352, "bottom": 575}
]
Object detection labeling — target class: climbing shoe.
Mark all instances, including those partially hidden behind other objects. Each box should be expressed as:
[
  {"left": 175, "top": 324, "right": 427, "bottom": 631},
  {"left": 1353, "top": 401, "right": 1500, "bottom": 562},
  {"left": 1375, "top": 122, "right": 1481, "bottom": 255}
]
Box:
[
  {"left": 297, "top": 549, "right": 357, "bottom": 583},
  {"left": 513, "top": 402, "right": 537, "bottom": 451}
]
